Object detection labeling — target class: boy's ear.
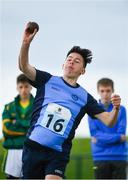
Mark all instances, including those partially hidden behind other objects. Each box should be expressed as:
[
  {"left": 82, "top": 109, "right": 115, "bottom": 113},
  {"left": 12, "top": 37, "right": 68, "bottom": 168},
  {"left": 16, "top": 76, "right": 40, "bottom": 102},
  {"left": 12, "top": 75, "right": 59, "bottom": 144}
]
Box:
[
  {"left": 29, "top": 85, "right": 32, "bottom": 91},
  {"left": 81, "top": 68, "right": 85, "bottom": 75},
  {"left": 62, "top": 64, "right": 64, "bottom": 70}
]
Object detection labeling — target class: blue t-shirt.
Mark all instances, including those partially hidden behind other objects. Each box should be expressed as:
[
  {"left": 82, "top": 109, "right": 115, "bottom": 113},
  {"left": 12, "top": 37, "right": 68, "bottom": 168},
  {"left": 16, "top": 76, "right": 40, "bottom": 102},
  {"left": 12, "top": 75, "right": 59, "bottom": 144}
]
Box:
[
  {"left": 27, "top": 69, "right": 105, "bottom": 153},
  {"left": 88, "top": 102, "right": 127, "bottom": 161}
]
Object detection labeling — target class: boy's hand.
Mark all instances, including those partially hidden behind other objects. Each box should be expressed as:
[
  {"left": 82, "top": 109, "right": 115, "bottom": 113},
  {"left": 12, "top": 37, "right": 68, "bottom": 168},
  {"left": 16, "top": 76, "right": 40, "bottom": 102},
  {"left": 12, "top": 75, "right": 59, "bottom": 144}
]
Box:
[
  {"left": 22, "top": 22, "right": 39, "bottom": 45},
  {"left": 91, "top": 137, "right": 97, "bottom": 143},
  {"left": 12, "top": 119, "right": 16, "bottom": 124},
  {"left": 111, "top": 95, "right": 121, "bottom": 110},
  {"left": 120, "top": 134, "right": 126, "bottom": 142}
]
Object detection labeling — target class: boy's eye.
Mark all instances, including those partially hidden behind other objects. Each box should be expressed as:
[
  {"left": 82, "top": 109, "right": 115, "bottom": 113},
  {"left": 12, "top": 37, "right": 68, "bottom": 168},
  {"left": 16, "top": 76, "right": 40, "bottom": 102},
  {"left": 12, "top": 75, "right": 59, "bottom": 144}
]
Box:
[
  {"left": 101, "top": 90, "right": 111, "bottom": 93},
  {"left": 75, "top": 60, "right": 80, "bottom": 63}
]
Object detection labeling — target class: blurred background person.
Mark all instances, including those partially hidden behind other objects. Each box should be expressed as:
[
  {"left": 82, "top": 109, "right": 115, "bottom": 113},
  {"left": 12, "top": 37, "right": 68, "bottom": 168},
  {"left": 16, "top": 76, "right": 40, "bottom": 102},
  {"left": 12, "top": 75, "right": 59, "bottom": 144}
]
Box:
[
  {"left": 2, "top": 74, "right": 34, "bottom": 179},
  {"left": 88, "top": 78, "right": 127, "bottom": 179}
]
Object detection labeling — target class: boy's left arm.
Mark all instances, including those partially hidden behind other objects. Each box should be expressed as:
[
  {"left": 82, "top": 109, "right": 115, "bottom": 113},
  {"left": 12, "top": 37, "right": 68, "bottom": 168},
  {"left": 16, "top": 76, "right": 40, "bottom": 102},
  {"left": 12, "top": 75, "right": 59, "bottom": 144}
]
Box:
[{"left": 2, "top": 105, "right": 25, "bottom": 137}]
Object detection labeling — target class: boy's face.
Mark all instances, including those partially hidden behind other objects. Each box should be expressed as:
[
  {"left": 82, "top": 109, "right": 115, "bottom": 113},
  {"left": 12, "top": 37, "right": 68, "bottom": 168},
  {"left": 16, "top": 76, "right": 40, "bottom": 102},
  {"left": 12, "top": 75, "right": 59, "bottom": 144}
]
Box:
[
  {"left": 62, "top": 52, "right": 85, "bottom": 79},
  {"left": 17, "top": 82, "right": 32, "bottom": 99},
  {"left": 98, "top": 85, "right": 114, "bottom": 103}
]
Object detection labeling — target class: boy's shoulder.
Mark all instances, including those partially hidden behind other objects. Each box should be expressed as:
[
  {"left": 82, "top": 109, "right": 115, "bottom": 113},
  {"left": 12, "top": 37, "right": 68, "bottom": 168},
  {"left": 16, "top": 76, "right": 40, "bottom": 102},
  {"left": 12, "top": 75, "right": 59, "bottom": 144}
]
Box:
[
  {"left": 4, "top": 100, "right": 15, "bottom": 111},
  {"left": 120, "top": 105, "right": 126, "bottom": 111}
]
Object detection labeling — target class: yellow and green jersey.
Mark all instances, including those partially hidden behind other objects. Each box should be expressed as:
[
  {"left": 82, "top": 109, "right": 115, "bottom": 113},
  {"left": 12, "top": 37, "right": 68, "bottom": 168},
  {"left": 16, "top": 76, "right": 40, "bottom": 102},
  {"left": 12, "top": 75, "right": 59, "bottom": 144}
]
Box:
[{"left": 2, "top": 94, "right": 34, "bottom": 149}]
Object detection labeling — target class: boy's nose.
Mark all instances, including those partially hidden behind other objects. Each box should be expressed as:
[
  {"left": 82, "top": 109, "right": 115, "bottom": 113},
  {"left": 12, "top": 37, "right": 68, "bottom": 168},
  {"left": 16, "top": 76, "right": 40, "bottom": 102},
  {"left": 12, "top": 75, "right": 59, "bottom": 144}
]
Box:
[{"left": 69, "top": 60, "right": 74, "bottom": 64}]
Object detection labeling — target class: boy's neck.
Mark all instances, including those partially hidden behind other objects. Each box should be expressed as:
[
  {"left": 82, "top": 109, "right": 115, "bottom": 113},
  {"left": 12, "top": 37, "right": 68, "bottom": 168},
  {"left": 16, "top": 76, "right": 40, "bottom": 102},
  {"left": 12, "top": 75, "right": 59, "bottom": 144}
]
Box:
[
  {"left": 100, "top": 99, "right": 111, "bottom": 108},
  {"left": 20, "top": 95, "right": 30, "bottom": 102},
  {"left": 63, "top": 76, "right": 78, "bottom": 87}
]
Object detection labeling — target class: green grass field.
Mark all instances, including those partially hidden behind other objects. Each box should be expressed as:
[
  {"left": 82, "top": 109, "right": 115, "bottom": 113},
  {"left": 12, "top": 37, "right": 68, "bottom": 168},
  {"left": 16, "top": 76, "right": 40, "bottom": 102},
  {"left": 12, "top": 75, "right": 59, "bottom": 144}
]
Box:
[
  {"left": 0, "top": 138, "right": 94, "bottom": 179},
  {"left": 0, "top": 141, "right": 6, "bottom": 179},
  {"left": 66, "top": 138, "right": 94, "bottom": 179}
]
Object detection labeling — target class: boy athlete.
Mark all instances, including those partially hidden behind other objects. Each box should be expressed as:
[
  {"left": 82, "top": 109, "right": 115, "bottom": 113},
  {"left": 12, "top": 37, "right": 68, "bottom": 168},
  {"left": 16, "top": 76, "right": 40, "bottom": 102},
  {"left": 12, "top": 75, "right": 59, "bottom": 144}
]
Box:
[
  {"left": 88, "top": 78, "right": 127, "bottom": 179},
  {"left": 19, "top": 24, "right": 121, "bottom": 179},
  {"left": 2, "top": 74, "right": 34, "bottom": 179}
]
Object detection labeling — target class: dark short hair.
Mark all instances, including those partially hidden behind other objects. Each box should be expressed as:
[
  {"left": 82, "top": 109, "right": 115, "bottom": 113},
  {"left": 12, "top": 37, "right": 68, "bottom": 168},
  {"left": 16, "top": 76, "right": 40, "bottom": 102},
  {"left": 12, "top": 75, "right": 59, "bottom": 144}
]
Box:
[
  {"left": 66, "top": 46, "right": 92, "bottom": 68},
  {"left": 17, "top": 74, "right": 29, "bottom": 84},
  {"left": 97, "top": 78, "right": 114, "bottom": 90}
]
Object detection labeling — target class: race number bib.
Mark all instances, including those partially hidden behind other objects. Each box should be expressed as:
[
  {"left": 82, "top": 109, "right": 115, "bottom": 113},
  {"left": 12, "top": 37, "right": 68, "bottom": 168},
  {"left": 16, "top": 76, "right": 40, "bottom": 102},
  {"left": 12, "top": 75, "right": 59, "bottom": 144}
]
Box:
[{"left": 40, "top": 103, "right": 71, "bottom": 135}]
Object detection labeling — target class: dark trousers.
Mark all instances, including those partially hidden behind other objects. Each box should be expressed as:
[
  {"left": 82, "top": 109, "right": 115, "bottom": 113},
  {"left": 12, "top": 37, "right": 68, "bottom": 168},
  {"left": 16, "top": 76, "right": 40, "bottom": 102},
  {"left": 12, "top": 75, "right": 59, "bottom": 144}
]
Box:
[
  {"left": 94, "top": 160, "right": 127, "bottom": 179},
  {"left": 6, "top": 174, "right": 19, "bottom": 179},
  {"left": 22, "top": 139, "right": 69, "bottom": 179}
]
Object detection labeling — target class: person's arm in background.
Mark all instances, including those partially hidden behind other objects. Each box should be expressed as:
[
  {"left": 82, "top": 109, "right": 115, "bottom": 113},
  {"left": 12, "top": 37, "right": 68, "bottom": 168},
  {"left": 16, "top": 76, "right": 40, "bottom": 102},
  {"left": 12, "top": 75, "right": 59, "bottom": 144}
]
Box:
[
  {"left": 15, "top": 113, "right": 32, "bottom": 129},
  {"left": 116, "top": 106, "right": 127, "bottom": 142},
  {"left": 88, "top": 106, "right": 127, "bottom": 146},
  {"left": 2, "top": 105, "right": 26, "bottom": 137}
]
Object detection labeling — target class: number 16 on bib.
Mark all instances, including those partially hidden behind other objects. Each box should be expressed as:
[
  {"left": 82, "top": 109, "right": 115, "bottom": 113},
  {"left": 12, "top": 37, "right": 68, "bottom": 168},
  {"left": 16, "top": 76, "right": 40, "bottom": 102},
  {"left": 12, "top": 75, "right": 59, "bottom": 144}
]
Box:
[{"left": 40, "top": 103, "right": 71, "bottom": 135}]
